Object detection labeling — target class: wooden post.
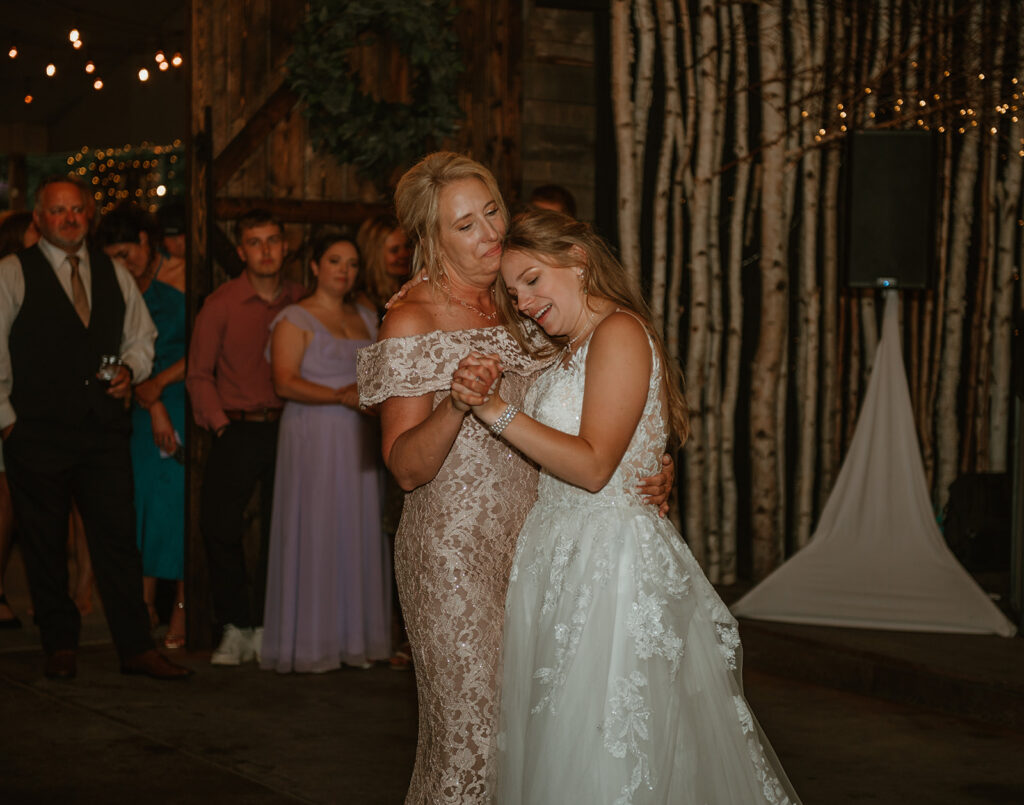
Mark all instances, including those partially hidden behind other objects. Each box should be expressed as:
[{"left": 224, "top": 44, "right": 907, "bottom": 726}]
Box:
[
  {"left": 186, "top": 0, "right": 214, "bottom": 650},
  {"left": 7, "top": 155, "right": 27, "bottom": 211}
]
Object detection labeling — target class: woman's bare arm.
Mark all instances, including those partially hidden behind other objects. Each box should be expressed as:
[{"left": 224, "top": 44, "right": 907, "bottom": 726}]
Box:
[{"left": 378, "top": 297, "right": 470, "bottom": 491}]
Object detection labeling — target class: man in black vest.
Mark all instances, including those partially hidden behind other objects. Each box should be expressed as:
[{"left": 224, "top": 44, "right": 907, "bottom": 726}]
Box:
[{"left": 0, "top": 176, "right": 191, "bottom": 680}]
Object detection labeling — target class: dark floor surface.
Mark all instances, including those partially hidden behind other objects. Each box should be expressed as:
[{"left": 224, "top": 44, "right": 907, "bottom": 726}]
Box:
[{"left": 2, "top": 550, "right": 1023, "bottom": 804}]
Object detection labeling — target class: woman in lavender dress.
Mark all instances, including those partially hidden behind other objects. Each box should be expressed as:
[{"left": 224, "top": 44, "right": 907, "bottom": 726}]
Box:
[{"left": 260, "top": 230, "right": 391, "bottom": 673}]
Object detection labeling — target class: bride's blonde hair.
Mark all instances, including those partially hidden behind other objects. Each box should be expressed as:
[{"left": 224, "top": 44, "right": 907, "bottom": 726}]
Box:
[{"left": 496, "top": 210, "right": 688, "bottom": 446}]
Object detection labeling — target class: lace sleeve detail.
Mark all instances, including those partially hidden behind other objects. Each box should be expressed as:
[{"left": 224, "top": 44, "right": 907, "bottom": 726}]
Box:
[{"left": 357, "top": 326, "right": 552, "bottom": 406}]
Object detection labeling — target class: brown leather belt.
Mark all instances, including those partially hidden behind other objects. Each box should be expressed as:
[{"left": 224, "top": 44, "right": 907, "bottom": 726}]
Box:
[{"left": 224, "top": 408, "right": 282, "bottom": 423}]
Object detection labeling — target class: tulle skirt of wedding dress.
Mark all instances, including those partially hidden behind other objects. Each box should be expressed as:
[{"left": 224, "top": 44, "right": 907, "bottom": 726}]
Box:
[{"left": 497, "top": 499, "right": 801, "bottom": 805}]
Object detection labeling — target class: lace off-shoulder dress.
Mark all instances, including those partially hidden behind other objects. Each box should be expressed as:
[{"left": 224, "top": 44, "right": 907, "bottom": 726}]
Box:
[{"left": 358, "top": 326, "right": 549, "bottom": 804}]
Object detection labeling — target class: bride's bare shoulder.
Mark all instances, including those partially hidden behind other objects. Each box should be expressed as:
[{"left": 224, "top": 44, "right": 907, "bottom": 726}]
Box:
[{"left": 590, "top": 309, "right": 653, "bottom": 361}]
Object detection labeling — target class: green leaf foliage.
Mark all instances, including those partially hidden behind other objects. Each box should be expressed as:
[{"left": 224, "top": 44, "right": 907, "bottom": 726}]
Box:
[{"left": 287, "top": 0, "right": 465, "bottom": 188}]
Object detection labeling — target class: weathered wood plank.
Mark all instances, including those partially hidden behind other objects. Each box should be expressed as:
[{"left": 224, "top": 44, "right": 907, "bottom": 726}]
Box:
[
  {"left": 214, "top": 81, "right": 298, "bottom": 192},
  {"left": 215, "top": 196, "right": 390, "bottom": 224}
]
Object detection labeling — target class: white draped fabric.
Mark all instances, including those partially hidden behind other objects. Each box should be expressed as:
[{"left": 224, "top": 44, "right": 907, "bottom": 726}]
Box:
[{"left": 732, "top": 293, "right": 1016, "bottom": 637}]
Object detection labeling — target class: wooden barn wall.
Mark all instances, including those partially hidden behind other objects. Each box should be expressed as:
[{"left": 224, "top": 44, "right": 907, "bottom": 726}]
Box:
[
  {"left": 521, "top": 2, "right": 597, "bottom": 222},
  {"left": 184, "top": 0, "right": 522, "bottom": 647}
]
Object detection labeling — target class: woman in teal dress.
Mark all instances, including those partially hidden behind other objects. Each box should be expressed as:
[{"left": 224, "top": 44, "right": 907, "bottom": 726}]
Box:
[{"left": 97, "top": 204, "right": 187, "bottom": 648}]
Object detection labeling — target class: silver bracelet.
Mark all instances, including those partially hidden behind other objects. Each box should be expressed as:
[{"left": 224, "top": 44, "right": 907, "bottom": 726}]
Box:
[{"left": 489, "top": 403, "right": 519, "bottom": 437}]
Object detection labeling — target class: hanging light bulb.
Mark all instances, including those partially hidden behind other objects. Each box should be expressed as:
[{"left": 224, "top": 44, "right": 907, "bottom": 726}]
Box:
[
  {"left": 138, "top": 68, "right": 149, "bottom": 82},
  {"left": 69, "top": 29, "right": 79, "bottom": 43},
  {"left": 85, "top": 61, "right": 95, "bottom": 74},
  {"left": 155, "top": 51, "right": 165, "bottom": 63},
  {"left": 73, "top": 39, "right": 82, "bottom": 50},
  {"left": 171, "top": 52, "right": 183, "bottom": 67},
  {"left": 24, "top": 94, "right": 33, "bottom": 104},
  {"left": 45, "top": 63, "right": 56, "bottom": 77},
  {"left": 93, "top": 78, "right": 104, "bottom": 90},
  {"left": 159, "top": 60, "right": 169, "bottom": 72},
  {"left": 8, "top": 46, "right": 18, "bottom": 58}
]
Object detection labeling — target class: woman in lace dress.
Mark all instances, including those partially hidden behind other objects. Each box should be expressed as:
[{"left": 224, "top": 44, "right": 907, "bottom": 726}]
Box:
[
  {"left": 357, "top": 153, "right": 672, "bottom": 804},
  {"left": 452, "top": 211, "right": 801, "bottom": 805}
]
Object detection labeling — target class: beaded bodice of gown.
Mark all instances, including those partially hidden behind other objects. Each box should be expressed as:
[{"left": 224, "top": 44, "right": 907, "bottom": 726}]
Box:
[{"left": 358, "top": 325, "right": 550, "bottom": 804}]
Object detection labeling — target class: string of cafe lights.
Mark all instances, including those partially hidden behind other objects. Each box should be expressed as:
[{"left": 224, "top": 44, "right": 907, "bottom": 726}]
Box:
[
  {"left": 800, "top": 63, "right": 1024, "bottom": 156},
  {"left": 65, "top": 140, "right": 186, "bottom": 216},
  {"left": 7, "top": 27, "right": 183, "bottom": 104}
]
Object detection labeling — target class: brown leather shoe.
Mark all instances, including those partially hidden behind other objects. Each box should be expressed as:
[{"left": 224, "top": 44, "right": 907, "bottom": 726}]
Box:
[
  {"left": 120, "top": 649, "right": 194, "bottom": 680},
  {"left": 44, "top": 649, "right": 77, "bottom": 680}
]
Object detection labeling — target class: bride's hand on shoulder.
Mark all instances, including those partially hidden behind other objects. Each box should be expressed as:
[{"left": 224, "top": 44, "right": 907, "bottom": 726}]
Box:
[{"left": 384, "top": 270, "right": 428, "bottom": 310}]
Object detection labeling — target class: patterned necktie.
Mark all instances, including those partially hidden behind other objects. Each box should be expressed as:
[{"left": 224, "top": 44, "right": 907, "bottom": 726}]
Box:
[{"left": 68, "top": 255, "right": 90, "bottom": 326}]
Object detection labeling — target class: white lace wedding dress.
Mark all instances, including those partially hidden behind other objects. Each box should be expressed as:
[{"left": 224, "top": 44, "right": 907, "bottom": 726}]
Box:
[{"left": 496, "top": 326, "right": 800, "bottom": 805}]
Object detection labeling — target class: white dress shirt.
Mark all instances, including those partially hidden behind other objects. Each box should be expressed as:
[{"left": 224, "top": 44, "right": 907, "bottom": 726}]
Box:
[{"left": 0, "top": 237, "right": 157, "bottom": 429}]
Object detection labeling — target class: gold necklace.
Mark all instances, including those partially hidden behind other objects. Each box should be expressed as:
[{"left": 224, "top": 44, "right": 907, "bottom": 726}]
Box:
[
  {"left": 563, "top": 309, "right": 598, "bottom": 357},
  {"left": 440, "top": 276, "right": 497, "bottom": 321}
]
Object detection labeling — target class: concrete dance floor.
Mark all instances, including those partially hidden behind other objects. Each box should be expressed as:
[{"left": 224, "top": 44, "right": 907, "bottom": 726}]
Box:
[{"left": 1, "top": 561, "right": 1023, "bottom": 803}]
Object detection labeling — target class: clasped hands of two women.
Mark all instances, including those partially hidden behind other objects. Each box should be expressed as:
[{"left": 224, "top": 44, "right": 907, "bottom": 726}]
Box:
[
  {"left": 451, "top": 351, "right": 505, "bottom": 424},
  {"left": 451, "top": 351, "right": 674, "bottom": 514}
]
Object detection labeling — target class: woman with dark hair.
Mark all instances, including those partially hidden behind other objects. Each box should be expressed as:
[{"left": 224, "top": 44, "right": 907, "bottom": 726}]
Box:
[
  {"left": 260, "top": 229, "right": 391, "bottom": 673},
  {"left": 95, "top": 203, "right": 187, "bottom": 648}
]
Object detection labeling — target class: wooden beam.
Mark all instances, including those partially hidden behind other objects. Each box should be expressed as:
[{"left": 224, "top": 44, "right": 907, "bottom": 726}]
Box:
[
  {"left": 213, "top": 80, "right": 299, "bottom": 192},
  {"left": 535, "top": 0, "right": 608, "bottom": 9},
  {"left": 211, "top": 223, "right": 246, "bottom": 278},
  {"left": 214, "top": 197, "right": 391, "bottom": 225}
]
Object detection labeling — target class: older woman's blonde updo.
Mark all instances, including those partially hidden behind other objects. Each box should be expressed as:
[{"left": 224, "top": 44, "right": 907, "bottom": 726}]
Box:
[{"left": 394, "top": 151, "right": 509, "bottom": 287}]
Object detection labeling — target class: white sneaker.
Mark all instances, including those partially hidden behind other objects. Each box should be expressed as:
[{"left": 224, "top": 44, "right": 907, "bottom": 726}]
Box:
[
  {"left": 251, "top": 626, "right": 263, "bottom": 663},
  {"left": 210, "top": 624, "right": 254, "bottom": 666}
]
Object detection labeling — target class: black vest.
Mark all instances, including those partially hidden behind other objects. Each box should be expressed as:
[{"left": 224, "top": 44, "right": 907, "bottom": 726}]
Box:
[{"left": 9, "top": 244, "right": 129, "bottom": 432}]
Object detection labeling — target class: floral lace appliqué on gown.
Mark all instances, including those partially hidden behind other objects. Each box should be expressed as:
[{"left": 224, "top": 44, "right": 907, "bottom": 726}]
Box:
[
  {"left": 358, "top": 326, "right": 549, "bottom": 805},
  {"left": 497, "top": 324, "right": 800, "bottom": 805}
]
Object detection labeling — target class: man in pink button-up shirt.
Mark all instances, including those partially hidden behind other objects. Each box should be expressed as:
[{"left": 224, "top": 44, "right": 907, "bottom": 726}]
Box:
[{"left": 186, "top": 209, "right": 304, "bottom": 666}]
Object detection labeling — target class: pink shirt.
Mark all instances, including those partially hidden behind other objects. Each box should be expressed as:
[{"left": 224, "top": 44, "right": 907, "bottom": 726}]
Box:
[{"left": 186, "top": 272, "right": 305, "bottom": 432}]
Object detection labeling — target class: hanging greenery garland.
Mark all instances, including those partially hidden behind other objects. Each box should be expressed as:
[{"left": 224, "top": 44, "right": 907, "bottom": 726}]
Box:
[{"left": 286, "top": 0, "right": 465, "bottom": 185}]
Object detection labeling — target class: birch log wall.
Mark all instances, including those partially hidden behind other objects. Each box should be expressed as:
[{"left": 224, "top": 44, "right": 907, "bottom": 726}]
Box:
[{"left": 611, "top": 0, "right": 1024, "bottom": 582}]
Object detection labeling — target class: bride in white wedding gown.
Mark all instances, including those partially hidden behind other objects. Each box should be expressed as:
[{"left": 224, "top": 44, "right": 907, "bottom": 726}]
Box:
[{"left": 451, "top": 210, "right": 800, "bottom": 805}]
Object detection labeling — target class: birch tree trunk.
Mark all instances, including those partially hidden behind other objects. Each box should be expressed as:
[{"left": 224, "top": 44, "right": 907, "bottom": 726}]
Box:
[
  {"left": 793, "top": 0, "right": 824, "bottom": 549},
  {"left": 684, "top": 0, "right": 717, "bottom": 571},
  {"left": 935, "top": 15, "right": 982, "bottom": 509},
  {"left": 703, "top": 1, "right": 731, "bottom": 581},
  {"left": 922, "top": 113, "right": 954, "bottom": 489},
  {"left": 719, "top": 0, "right": 749, "bottom": 585},
  {"left": 858, "top": 0, "right": 892, "bottom": 378},
  {"left": 819, "top": 0, "right": 846, "bottom": 509},
  {"left": 965, "top": 125, "right": 998, "bottom": 472},
  {"left": 751, "top": 2, "right": 788, "bottom": 578},
  {"left": 611, "top": 0, "right": 641, "bottom": 278},
  {"left": 989, "top": 23, "right": 1024, "bottom": 471},
  {"left": 819, "top": 142, "right": 842, "bottom": 507},
  {"left": 650, "top": 0, "right": 682, "bottom": 333}
]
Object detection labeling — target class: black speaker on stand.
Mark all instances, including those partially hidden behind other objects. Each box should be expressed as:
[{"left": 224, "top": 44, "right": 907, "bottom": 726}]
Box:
[{"left": 844, "top": 130, "right": 937, "bottom": 289}]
